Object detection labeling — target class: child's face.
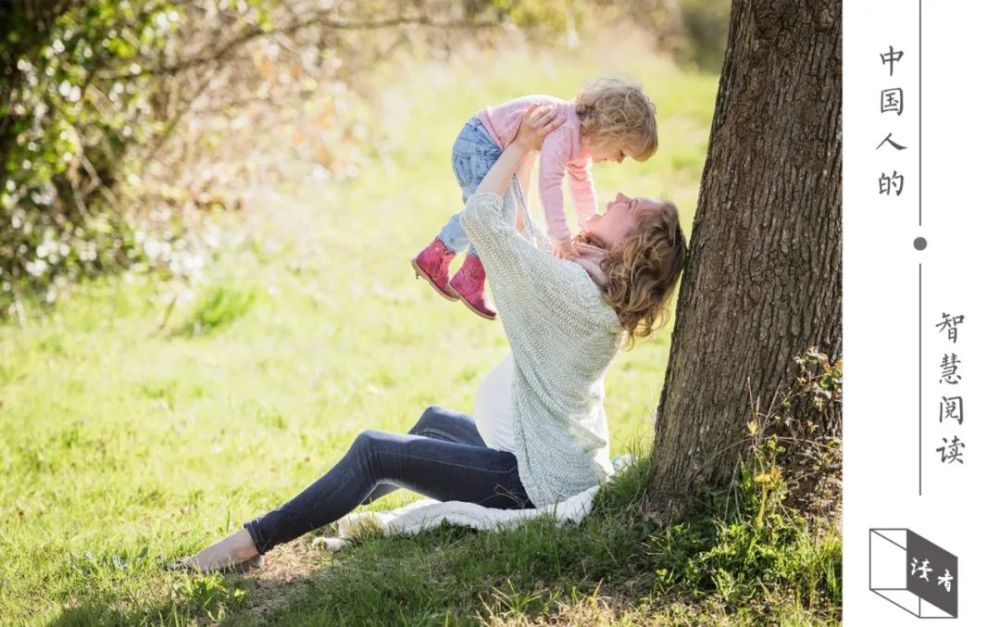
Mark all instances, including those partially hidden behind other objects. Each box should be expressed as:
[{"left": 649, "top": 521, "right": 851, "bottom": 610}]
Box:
[{"left": 585, "top": 136, "right": 630, "bottom": 164}]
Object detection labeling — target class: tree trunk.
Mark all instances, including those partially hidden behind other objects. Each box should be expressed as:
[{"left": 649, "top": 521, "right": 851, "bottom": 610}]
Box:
[{"left": 647, "top": 0, "right": 842, "bottom": 522}]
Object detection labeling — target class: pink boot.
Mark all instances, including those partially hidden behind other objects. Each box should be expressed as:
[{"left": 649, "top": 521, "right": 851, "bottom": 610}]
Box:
[
  {"left": 447, "top": 255, "right": 496, "bottom": 320},
  {"left": 412, "top": 238, "right": 457, "bottom": 301}
]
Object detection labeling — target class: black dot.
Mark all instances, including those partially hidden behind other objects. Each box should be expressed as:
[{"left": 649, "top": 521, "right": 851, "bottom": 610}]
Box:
[{"left": 914, "top": 237, "right": 927, "bottom": 251}]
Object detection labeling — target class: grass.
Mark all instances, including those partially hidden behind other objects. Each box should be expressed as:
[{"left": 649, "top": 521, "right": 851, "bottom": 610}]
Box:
[
  {"left": 0, "top": 29, "right": 839, "bottom": 625},
  {"left": 176, "top": 284, "right": 259, "bottom": 338}
]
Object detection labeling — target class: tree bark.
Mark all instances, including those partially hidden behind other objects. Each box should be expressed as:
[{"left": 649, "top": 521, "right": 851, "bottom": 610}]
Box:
[{"left": 647, "top": 0, "right": 842, "bottom": 522}]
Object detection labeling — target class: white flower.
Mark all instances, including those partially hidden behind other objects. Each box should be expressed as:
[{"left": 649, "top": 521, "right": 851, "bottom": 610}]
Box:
[{"left": 26, "top": 259, "right": 48, "bottom": 277}]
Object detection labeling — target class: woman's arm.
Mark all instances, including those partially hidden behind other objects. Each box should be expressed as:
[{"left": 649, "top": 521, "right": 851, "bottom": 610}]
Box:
[
  {"left": 460, "top": 105, "right": 596, "bottom": 322},
  {"left": 514, "top": 151, "right": 536, "bottom": 232}
]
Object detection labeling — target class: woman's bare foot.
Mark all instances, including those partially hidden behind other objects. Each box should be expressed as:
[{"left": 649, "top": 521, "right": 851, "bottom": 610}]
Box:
[{"left": 185, "top": 528, "right": 261, "bottom": 573}]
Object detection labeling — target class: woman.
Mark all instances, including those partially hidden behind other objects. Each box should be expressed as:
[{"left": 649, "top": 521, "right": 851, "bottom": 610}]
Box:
[{"left": 178, "top": 105, "right": 687, "bottom": 572}]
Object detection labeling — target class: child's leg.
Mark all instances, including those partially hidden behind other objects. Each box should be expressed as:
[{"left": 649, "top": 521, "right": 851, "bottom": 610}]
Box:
[
  {"left": 413, "top": 122, "right": 492, "bottom": 299},
  {"left": 434, "top": 119, "right": 497, "bottom": 253},
  {"left": 448, "top": 158, "right": 525, "bottom": 320},
  {"left": 444, "top": 117, "right": 529, "bottom": 257},
  {"left": 437, "top": 177, "right": 479, "bottom": 255},
  {"left": 437, "top": 211, "right": 470, "bottom": 254},
  {"left": 443, "top": 119, "right": 528, "bottom": 319},
  {"left": 464, "top": 172, "right": 525, "bottom": 259}
]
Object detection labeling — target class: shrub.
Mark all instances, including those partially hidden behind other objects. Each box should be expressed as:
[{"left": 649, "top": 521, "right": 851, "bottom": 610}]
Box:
[{"left": 1, "top": 0, "right": 565, "bottom": 319}]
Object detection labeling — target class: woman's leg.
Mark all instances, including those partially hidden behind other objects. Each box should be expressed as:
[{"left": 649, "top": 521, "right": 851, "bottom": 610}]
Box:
[
  {"left": 361, "top": 405, "right": 487, "bottom": 504},
  {"left": 186, "top": 406, "right": 500, "bottom": 571},
  {"left": 406, "top": 404, "right": 487, "bottom": 445},
  {"left": 243, "top": 425, "right": 531, "bottom": 554}
]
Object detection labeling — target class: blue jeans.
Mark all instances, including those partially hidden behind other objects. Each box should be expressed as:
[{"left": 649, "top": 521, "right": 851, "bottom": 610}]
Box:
[
  {"left": 438, "top": 118, "right": 524, "bottom": 257},
  {"left": 243, "top": 406, "right": 533, "bottom": 553}
]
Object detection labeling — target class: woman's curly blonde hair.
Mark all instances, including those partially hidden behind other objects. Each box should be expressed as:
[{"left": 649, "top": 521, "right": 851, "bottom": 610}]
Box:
[
  {"left": 579, "top": 201, "right": 687, "bottom": 348},
  {"left": 575, "top": 78, "right": 658, "bottom": 161}
]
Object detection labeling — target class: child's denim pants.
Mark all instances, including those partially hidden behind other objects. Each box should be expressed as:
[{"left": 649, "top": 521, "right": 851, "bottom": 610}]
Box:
[
  {"left": 438, "top": 117, "right": 525, "bottom": 257},
  {"left": 243, "top": 405, "right": 533, "bottom": 553}
]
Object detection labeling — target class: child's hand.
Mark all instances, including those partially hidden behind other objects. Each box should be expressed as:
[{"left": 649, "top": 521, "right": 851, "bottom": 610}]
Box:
[
  {"left": 512, "top": 104, "right": 565, "bottom": 152},
  {"left": 552, "top": 238, "right": 578, "bottom": 259}
]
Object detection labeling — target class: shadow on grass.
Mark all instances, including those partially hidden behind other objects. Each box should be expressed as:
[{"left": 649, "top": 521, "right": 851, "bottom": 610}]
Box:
[
  {"left": 50, "top": 606, "right": 131, "bottom": 627},
  {"left": 49, "top": 457, "right": 840, "bottom": 626},
  {"left": 48, "top": 568, "right": 259, "bottom": 626}
]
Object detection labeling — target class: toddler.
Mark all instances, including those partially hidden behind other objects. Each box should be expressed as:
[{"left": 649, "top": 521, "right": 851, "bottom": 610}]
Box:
[{"left": 412, "top": 78, "right": 658, "bottom": 320}]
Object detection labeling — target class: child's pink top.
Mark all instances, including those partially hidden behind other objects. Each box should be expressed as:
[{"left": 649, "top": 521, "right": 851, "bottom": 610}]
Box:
[{"left": 476, "top": 95, "right": 597, "bottom": 242}]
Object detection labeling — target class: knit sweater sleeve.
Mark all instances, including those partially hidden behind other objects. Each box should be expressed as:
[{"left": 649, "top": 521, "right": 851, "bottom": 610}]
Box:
[
  {"left": 460, "top": 192, "right": 609, "bottom": 322},
  {"left": 461, "top": 191, "right": 621, "bottom": 507}
]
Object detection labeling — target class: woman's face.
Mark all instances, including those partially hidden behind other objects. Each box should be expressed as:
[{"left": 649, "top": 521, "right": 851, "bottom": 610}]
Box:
[{"left": 582, "top": 193, "right": 660, "bottom": 247}]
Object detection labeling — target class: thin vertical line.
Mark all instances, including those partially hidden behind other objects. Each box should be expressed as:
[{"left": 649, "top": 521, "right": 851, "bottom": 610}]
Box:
[
  {"left": 919, "top": 0, "right": 923, "bottom": 226},
  {"left": 955, "top": 555, "right": 960, "bottom": 617},
  {"left": 868, "top": 531, "right": 872, "bottom": 590},
  {"left": 919, "top": 263, "right": 923, "bottom": 496}
]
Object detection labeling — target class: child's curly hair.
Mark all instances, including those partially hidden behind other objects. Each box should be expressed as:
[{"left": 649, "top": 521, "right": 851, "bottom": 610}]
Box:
[
  {"left": 580, "top": 200, "right": 687, "bottom": 348},
  {"left": 575, "top": 78, "right": 658, "bottom": 161}
]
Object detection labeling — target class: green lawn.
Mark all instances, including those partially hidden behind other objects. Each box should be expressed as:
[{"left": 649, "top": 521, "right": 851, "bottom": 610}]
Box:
[{"left": 1, "top": 33, "right": 839, "bottom": 626}]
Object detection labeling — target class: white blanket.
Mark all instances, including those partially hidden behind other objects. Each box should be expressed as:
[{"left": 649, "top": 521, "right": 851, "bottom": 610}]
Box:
[
  {"left": 312, "top": 484, "right": 601, "bottom": 553},
  {"left": 312, "top": 455, "right": 634, "bottom": 553}
]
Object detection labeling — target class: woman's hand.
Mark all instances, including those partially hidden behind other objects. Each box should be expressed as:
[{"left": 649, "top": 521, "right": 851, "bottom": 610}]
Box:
[
  {"left": 512, "top": 104, "right": 565, "bottom": 152},
  {"left": 473, "top": 105, "right": 563, "bottom": 200}
]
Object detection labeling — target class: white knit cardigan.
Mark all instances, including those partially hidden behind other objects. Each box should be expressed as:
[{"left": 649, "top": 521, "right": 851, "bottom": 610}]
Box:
[{"left": 460, "top": 191, "right": 623, "bottom": 507}]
